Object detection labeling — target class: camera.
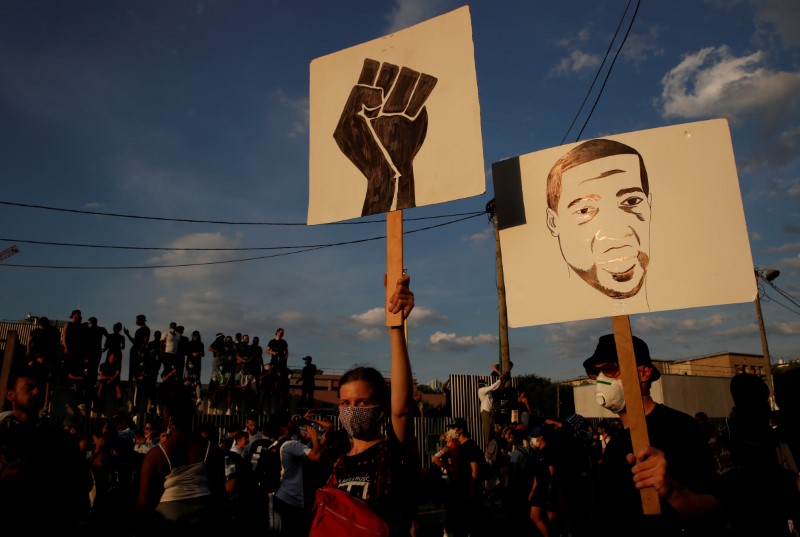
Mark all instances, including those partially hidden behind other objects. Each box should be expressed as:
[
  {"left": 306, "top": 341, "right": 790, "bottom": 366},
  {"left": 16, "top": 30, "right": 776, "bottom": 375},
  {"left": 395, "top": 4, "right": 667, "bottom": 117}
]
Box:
[{"left": 291, "top": 414, "right": 311, "bottom": 426}]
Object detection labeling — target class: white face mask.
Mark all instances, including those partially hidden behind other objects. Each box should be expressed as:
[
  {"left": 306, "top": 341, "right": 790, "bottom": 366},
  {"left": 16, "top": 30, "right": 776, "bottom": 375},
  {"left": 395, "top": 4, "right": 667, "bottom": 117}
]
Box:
[{"left": 595, "top": 372, "right": 626, "bottom": 413}]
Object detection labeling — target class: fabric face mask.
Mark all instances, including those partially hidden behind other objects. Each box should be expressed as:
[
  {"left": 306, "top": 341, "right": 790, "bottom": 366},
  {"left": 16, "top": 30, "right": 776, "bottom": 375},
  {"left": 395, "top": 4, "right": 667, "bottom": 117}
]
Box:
[
  {"left": 595, "top": 372, "right": 626, "bottom": 413},
  {"left": 338, "top": 405, "right": 384, "bottom": 440}
]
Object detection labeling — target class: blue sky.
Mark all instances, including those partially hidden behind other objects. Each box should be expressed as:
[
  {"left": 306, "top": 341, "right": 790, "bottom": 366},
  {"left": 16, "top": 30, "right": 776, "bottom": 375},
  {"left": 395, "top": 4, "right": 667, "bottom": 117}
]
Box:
[{"left": 1, "top": 0, "right": 798, "bottom": 386}]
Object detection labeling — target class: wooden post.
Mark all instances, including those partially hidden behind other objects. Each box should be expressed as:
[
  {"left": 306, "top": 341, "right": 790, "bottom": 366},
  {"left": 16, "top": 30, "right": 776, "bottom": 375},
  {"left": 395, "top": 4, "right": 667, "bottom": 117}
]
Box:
[
  {"left": 386, "top": 210, "right": 404, "bottom": 327},
  {"left": 612, "top": 315, "right": 661, "bottom": 515},
  {"left": 490, "top": 201, "right": 512, "bottom": 374},
  {"left": 1, "top": 331, "right": 18, "bottom": 402}
]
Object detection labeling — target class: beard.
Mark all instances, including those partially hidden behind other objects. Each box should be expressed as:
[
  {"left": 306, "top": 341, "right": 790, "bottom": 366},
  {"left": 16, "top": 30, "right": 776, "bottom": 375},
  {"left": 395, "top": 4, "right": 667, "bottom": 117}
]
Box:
[{"left": 571, "top": 251, "right": 650, "bottom": 299}]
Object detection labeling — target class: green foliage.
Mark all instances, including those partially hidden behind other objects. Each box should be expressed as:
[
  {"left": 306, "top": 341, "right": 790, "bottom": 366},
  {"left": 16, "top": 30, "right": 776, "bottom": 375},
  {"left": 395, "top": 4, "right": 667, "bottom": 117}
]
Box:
[{"left": 513, "top": 372, "right": 574, "bottom": 418}]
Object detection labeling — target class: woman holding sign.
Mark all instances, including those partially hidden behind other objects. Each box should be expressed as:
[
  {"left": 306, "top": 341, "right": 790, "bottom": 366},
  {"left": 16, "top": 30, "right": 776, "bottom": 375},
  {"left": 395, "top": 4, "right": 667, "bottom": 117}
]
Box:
[{"left": 310, "top": 274, "right": 418, "bottom": 537}]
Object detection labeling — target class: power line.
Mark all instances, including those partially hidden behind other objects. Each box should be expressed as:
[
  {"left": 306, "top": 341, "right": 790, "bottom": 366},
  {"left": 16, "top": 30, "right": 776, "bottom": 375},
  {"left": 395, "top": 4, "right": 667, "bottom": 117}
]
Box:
[
  {"left": 0, "top": 213, "right": 484, "bottom": 269},
  {"left": 0, "top": 200, "right": 479, "bottom": 226},
  {"left": 575, "top": 0, "right": 641, "bottom": 141},
  {"left": 761, "top": 286, "right": 800, "bottom": 317},
  {"left": 560, "top": 0, "right": 633, "bottom": 145}
]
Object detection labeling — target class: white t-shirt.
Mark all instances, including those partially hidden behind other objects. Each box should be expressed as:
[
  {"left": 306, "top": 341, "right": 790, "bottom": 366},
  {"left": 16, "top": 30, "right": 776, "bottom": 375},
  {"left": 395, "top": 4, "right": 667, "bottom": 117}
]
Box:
[{"left": 274, "top": 439, "right": 311, "bottom": 508}]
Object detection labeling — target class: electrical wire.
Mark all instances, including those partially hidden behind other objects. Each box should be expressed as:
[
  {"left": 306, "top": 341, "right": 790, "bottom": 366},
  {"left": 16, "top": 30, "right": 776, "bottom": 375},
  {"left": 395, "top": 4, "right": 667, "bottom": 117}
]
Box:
[
  {"left": 575, "top": 0, "right": 641, "bottom": 141},
  {"left": 559, "top": 0, "right": 633, "bottom": 145},
  {"left": 765, "top": 280, "right": 800, "bottom": 309},
  {"left": 761, "top": 286, "right": 800, "bottom": 317},
  {"left": 0, "top": 200, "right": 480, "bottom": 226},
  {"left": 0, "top": 212, "right": 485, "bottom": 269}
]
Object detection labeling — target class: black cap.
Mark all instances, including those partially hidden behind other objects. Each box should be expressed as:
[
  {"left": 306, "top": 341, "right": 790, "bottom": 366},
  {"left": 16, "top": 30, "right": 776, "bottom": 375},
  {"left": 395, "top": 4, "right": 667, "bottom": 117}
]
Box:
[
  {"left": 447, "top": 417, "right": 468, "bottom": 430},
  {"left": 583, "top": 334, "right": 661, "bottom": 382},
  {"left": 303, "top": 356, "right": 312, "bottom": 362}
]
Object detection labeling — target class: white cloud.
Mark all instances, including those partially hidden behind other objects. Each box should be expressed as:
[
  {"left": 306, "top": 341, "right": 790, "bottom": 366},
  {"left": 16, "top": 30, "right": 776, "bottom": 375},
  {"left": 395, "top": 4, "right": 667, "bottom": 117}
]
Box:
[
  {"left": 766, "top": 242, "right": 800, "bottom": 253},
  {"left": 272, "top": 88, "right": 309, "bottom": 138},
  {"left": 556, "top": 27, "right": 592, "bottom": 48},
  {"left": 351, "top": 307, "right": 386, "bottom": 326},
  {"left": 773, "top": 321, "right": 800, "bottom": 335},
  {"left": 658, "top": 45, "right": 800, "bottom": 169},
  {"left": 621, "top": 26, "right": 664, "bottom": 65},
  {"left": 553, "top": 50, "right": 602, "bottom": 76},
  {"left": 384, "top": 0, "right": 453, "bottom": 34},
  {"left": 151, "top": 232, "right": 244, "bottom": 286},
  {"left": 660, "top": 46, "right": 786, "bottom": 119},
  {"left": 464, "top": 227, "right": 493, "bottom": 244},
  {"left": 350, "top": 306, "right": 445, "bottom": 328},
  {"left": 753, "top": 0, "right": 800, "bottom": 48},
  {"left": 425, "top": 331, "right": 498, "bottom": 352},
  {"left": 356, "top": 327, "right": 385, "bottom": 341}
]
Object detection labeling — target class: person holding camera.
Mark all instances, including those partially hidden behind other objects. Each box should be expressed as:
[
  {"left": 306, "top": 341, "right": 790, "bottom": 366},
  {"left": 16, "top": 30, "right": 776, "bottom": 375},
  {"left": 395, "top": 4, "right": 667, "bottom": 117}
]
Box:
[{"left": 273, "top": 413, "right": 321, "bottom": 535}]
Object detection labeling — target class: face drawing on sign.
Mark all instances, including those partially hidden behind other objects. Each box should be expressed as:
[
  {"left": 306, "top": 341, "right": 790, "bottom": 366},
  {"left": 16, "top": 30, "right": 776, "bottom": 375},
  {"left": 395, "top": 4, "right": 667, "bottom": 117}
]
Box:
[
  {"left": 545, "top": 139, "right": 652, "bottom": 300},
  {"left": 333, "top": 58, "right": 438, "bottom": 217}
]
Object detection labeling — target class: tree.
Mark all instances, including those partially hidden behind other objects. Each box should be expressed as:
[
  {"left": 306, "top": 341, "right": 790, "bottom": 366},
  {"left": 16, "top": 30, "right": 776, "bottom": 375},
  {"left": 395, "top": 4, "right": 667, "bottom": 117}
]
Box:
[{"left": 515, "top": 373, "right": 562, "bottom": 418}]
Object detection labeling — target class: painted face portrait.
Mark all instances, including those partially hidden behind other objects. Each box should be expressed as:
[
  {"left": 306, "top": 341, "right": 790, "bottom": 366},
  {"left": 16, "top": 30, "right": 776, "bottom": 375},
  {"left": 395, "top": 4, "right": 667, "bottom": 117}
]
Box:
[{"left": 546, "top": 140, "right": 652, "bottom": 300}]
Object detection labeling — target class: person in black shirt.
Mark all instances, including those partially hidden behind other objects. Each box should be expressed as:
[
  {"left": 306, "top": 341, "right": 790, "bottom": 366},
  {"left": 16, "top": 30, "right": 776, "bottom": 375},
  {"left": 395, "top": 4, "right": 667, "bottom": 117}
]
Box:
[
  {"left": 583, "top": 334, "right": 721, "bottom": 536},
  {"left": 266, "top": 328, "right": 289, "bottom": 410}
]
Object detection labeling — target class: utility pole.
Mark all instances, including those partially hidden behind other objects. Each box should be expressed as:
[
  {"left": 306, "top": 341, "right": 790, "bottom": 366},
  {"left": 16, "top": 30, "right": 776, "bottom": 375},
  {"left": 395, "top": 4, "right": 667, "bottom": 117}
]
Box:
[{"left": 487, "top": 199, "right": 511, "bottom": 374}]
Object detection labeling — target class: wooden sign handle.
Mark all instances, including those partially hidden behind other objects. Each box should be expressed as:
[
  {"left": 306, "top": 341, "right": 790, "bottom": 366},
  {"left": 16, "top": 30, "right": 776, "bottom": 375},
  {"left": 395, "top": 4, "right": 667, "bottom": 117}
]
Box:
[
  {"left": 612, "top": 315, "right": 661, "bottom": 515},
  {"left": 386, "top": 210, "right": 404, "bottom": 327}
]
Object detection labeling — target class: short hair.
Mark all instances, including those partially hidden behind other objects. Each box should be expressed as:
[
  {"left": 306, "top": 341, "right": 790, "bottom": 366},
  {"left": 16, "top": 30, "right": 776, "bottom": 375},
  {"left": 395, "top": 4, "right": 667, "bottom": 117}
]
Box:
[
  {"left": 71, "top": 309, "right": 81, "bottom": 317},
  {"left": 7, "top": 363, "right": 42, "bottom": 390},
  {"left": 546, "top": 138, "right": 649, "bottom": 212},
  {"left": 338, "top": 366, "right": 390, "bottom": 407}
]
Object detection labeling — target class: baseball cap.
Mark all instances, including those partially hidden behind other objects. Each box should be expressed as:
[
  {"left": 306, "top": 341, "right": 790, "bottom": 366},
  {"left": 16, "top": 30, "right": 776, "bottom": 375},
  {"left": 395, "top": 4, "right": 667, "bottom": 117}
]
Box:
[
  {"left": 583, "top": 334, "right": 661, "bottom": 381},
  {"left": 447, "top": 417, "right": 468, "bottom": 430},
  {"left": 303, "top": 356, "right": 312, "bottom": 362}
]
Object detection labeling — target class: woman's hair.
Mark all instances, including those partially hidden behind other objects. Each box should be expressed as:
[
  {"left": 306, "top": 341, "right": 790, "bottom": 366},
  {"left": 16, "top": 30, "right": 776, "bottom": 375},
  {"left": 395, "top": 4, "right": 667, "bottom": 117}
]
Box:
[{"left": 337, "top": 366, "right": 390, "bottom": 406}]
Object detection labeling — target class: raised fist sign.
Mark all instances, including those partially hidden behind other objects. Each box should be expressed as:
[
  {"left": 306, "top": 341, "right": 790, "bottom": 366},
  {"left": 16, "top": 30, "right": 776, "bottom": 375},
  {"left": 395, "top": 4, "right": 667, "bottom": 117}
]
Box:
[{"left": 333, "top": 58, "right": 437, "bottom": 217}]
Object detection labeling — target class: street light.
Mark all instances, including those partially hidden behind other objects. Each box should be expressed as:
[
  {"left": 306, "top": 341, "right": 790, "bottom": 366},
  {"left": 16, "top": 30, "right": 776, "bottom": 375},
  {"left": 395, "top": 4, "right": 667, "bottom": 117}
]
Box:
[{"left": 754, "top": 267, "right": 780, "bottom": 365}]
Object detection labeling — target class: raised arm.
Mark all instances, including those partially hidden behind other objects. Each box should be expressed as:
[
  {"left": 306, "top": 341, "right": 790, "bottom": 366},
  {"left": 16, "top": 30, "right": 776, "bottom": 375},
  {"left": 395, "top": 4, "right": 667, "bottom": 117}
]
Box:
[{"left": 387, "top": 274, "right": 414, "bottom": 445}]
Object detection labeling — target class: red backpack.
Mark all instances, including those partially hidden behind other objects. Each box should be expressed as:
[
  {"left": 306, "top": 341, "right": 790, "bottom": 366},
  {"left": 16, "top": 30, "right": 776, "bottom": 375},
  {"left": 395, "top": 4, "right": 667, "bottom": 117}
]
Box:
[
  {"left": 309, "top": 444, "right": 390, "bottom": 537},
  {"left": 309, "top": 484, "right": 389, "bottom": 537}
]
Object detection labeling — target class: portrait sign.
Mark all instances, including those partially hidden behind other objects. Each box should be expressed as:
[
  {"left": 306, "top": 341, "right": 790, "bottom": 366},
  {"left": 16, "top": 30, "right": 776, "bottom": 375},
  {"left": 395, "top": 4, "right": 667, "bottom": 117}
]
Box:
[
  {"left": 493, "top": 119, "right": 756, "bottom": 328},
  {"left": 308, "top": 5, "right": 485, "bottom": 225}
]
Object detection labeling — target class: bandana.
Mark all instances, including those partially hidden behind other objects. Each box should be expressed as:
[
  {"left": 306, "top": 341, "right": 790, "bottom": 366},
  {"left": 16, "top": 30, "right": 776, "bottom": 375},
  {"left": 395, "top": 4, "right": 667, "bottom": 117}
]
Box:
[{"left": 338, "top": 405, "right": 384, "bottom": 440}]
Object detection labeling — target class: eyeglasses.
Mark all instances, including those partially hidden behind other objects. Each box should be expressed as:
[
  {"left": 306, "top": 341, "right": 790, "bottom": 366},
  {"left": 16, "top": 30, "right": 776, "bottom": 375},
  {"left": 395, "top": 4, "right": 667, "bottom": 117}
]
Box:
[{"left": 587, "top": 362, "right": 620, "bottom": 380}]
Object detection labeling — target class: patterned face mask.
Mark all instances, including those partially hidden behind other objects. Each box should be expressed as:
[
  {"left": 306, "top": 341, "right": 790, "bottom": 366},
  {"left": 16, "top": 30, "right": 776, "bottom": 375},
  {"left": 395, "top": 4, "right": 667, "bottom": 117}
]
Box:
[{"left": 338, "top": 405, "right": 384, "bottom": 440}]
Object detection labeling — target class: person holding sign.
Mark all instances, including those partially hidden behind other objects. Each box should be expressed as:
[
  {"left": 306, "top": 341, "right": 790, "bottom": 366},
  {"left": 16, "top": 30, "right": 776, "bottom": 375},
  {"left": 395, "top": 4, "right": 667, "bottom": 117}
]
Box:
[
  {"left": 311, "top": 274, "right": 417, "bottom": 537},
  {"left": 546, "top": 139, "right": 652, "bottom": 309},
  {"left": 583, "top": 334, "right": 722, "bottom": 535}
]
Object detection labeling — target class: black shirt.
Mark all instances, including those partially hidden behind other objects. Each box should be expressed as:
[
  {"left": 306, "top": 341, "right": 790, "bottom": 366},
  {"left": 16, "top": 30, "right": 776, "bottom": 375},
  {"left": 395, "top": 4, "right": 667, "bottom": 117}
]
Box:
[{"left": 597, "top": 404, "right": 719, "bottom": 536}]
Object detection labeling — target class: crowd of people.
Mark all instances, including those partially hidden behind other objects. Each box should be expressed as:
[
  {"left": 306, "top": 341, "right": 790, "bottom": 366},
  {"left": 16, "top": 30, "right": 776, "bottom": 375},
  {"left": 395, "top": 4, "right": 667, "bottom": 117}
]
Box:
[
  {"left": 2, "top": 273, "right": 420, "bottom": 536},
  {"left": 20, "top": 311, "right": 320, "bottom": 420},
  {"left": 425, "top": 336, "right": 800, "bottom": 536},
  {"left": 4, "top": 282, "right": 800, "bottom": 536}
]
